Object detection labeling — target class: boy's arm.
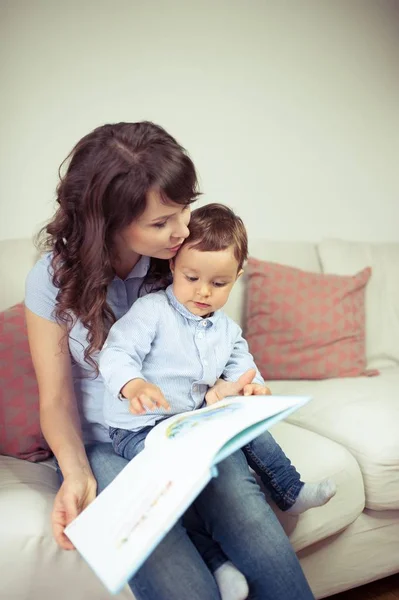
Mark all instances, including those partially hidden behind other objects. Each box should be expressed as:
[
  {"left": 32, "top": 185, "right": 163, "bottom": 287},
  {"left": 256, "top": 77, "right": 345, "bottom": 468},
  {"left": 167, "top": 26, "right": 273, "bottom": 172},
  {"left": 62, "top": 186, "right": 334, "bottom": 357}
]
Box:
[
  {"left": 222, "top": 326, "right": 264, "bottom": 385},
  {"left": 99, "top": 296, "right": 160, "bottom": 399},
  {"left": 205, "top": 326, "right": 271, "bottom": 405}
]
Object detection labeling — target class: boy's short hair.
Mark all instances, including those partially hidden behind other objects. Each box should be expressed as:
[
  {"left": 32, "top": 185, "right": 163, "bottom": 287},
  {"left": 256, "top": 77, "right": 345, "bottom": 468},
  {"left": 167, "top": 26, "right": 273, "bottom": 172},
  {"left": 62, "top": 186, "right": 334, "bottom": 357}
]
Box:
[{"left": 184, "top": 203, "right": 248, "bottom": 271}]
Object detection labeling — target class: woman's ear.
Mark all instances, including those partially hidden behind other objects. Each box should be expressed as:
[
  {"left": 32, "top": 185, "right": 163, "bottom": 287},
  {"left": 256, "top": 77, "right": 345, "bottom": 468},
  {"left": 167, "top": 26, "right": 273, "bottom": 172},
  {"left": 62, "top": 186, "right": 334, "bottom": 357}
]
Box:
[{"left": 236, "top": 268, "right": 244, "bottom": 280}]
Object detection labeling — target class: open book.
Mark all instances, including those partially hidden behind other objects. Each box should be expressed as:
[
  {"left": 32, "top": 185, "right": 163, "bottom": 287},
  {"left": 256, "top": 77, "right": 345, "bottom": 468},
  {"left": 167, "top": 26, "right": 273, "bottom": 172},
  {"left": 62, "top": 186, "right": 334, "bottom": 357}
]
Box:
[{"left": 65, "top": 394, "right": 310, "bottom": 594}]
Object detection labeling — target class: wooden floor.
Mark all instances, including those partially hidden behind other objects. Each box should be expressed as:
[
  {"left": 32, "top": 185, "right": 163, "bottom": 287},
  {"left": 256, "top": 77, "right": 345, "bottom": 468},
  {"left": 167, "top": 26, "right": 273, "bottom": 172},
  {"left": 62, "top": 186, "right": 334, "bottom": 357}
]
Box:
[{"left": 328, "top": 574, "right": 399, "bottom": 599}]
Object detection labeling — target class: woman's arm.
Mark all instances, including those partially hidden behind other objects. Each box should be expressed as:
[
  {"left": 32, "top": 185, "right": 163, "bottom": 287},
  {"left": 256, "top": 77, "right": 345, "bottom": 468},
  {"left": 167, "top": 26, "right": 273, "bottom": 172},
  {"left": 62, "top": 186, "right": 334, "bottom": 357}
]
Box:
[
  {"left": 25, "top": 307, "right": 96, "bottom": 549},
  {"left": 25, "top": 307, "right": 88, "bottom": 475}
]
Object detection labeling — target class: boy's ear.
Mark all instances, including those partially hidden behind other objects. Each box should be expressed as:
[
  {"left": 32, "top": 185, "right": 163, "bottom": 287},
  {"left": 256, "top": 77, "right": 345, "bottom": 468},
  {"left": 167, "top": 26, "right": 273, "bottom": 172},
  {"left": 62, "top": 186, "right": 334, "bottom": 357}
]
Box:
[
  {"left": 169, "top": 258, "right": 175, "bottom": 273},
  {"left": 236, "top": 268, "right": 244, "bottom": 280}
]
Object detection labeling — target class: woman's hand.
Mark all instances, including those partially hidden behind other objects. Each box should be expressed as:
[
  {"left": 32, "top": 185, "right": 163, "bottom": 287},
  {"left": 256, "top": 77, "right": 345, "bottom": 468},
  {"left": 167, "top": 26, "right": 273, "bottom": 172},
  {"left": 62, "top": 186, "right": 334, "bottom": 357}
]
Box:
[
  {"left": 52, "top": 472, "right": 97, "bottom": 550},
  {"left": 205, "top": 369, "right": 272, "bottom": 405},
  {"left": 121, "top": 378, "right": 170, "bottom": 414}
]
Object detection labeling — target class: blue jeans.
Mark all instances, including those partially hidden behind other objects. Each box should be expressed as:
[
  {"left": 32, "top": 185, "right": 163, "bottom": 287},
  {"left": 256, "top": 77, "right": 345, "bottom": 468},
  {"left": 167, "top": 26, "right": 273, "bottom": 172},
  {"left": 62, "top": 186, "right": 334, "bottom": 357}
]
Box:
[
  {"left": 244, "top": 430, "right": 304, "bottom": 511},
  {"left": 104, "top": 430, "right": 314, "bottom": 599},
  {"left": 109, "top": 425, "right": 152, "bottom": 460}
]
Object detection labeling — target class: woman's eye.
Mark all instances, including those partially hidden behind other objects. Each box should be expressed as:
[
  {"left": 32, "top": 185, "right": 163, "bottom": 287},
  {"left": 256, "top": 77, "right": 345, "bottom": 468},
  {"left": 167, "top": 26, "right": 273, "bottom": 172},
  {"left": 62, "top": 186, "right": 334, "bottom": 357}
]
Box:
[{"left": 154, "top": 221, "right": 167, "bottom": 229}]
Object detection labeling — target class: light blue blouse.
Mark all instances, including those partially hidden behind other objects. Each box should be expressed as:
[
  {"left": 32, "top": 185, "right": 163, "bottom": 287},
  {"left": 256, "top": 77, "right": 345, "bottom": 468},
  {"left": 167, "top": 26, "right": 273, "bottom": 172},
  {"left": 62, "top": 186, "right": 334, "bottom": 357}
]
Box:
[{"left": 25, "top": 252, "right": 150, "bottom": 443}]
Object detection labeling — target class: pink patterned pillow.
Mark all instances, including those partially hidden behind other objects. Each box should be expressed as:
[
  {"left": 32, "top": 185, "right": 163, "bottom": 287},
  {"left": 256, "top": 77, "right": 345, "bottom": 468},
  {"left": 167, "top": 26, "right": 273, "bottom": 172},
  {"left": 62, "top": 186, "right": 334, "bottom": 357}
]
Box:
[
  {"left": 0, "top": 303, "right": 51, "bottom": 461},
  {"left": 245, "top": 258, "right": 378, "bottom": 380}
]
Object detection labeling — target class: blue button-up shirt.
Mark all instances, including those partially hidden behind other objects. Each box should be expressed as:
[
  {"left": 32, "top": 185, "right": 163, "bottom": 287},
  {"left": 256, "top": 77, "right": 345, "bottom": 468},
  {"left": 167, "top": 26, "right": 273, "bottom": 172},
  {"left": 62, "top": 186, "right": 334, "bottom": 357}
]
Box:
[{"left": 100, "top": 285, "right": 263, "bottom": 431}]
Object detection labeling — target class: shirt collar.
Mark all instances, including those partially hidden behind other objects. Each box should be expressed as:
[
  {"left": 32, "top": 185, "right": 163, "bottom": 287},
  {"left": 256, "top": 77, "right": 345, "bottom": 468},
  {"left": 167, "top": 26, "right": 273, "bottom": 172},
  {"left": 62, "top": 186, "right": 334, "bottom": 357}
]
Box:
[
  {"left": 165, "top": 285, "right": 220, "bottom": 326},
  {"left": 114, "top": 255, "right": 151, "bottom": 282}
]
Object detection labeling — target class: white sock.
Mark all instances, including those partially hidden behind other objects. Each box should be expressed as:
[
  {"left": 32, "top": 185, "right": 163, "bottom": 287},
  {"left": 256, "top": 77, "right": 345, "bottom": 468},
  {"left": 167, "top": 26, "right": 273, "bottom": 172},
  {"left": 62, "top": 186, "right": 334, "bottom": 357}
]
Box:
[
  {"left": 214, "top": 561, "right": 249, "bottom": 600},
  {"left": 288, "top": 479, "right": 337, "bottom": 515}
]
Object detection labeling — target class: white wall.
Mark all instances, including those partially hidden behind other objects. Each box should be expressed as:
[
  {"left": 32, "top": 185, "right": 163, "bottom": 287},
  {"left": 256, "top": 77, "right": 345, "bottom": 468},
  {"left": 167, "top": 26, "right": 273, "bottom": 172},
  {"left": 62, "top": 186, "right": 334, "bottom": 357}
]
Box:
[{"left": 1, "top": 0, "right": 398, "bottom": 243}]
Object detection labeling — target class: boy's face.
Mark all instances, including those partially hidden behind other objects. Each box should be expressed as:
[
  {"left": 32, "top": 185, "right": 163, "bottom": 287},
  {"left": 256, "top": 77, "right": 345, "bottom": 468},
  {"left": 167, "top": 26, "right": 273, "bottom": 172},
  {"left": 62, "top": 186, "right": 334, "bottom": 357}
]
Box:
[{"left": 170, "top": 244, "right": 242, "bottom": 317}]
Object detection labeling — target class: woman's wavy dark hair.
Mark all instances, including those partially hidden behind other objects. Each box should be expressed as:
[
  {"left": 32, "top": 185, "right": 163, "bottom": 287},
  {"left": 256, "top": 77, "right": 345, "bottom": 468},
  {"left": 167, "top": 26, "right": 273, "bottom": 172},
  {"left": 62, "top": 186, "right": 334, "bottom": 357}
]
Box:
[{"left": 37, "top": 121, "right": 199, "bottom": 371}]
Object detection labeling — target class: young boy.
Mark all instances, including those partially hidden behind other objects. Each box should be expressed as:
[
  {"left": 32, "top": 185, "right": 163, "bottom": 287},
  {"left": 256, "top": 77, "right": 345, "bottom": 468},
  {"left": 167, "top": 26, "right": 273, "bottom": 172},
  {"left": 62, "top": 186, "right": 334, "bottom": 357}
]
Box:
[
  {"left": 99, "top": 203, "right": 336, "bottom": 595},
  {"left": 100, "top": 202, "right": 336, "bottom": 509}
]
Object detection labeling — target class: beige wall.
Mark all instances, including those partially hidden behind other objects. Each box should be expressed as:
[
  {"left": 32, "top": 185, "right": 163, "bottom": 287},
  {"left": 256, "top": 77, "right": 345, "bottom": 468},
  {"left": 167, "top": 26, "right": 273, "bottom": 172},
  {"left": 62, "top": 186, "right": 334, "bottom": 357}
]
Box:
[{"left": 1, "top": 0, "right": 398, "bottom": 242}]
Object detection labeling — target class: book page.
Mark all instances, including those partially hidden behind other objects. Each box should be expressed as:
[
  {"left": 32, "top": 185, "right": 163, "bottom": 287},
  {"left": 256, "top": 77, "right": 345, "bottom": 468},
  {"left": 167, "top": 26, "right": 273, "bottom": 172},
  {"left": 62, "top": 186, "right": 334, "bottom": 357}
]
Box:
[
  {"left": 145, "top": 395, "right": 310, "bottom": 460},
  {"left": 66, "top": 443, "right": 212, "bottom": 594}
]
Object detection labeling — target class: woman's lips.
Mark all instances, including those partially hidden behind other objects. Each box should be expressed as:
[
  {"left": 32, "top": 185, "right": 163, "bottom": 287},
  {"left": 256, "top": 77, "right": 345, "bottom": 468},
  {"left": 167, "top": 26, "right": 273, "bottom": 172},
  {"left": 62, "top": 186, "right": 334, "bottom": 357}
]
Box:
[{"left": 168, "top": 244, "right": 182, "bottom": 252}]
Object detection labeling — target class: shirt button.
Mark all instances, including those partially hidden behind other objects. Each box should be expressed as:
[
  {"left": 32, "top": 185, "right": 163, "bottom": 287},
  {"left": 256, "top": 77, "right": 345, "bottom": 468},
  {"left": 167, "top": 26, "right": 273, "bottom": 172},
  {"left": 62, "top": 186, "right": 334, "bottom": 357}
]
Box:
[
  {"left": 202, "top": 320, "right": 208, "bottom": 327},
  {"left": 197, "top": 332, "right": 204, "bottom": 339}
]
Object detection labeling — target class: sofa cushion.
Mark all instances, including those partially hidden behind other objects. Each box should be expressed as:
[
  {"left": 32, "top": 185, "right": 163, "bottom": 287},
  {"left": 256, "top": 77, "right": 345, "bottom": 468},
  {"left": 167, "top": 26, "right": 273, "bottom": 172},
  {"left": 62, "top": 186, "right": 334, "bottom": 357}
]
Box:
[
  {"left": 269, "top": 368, "right": 399, "bottom": 510},
  {"left": 318, "top": 240, "right": 399, "bottom": 370},
  {"left": 0, "top": 303, "right": 51, "bottom": 462},
  {"left": 298, "top": 509, "right": 399, "bottom": 599},
  {"left": 0, "top": 238, "right": 38, "bottom": 311},
  {"left": 0, "top": 418, "right": 365, "bottom": 571},
  {"left": 245, "top": 258, "right": 374, "bottom": 380},
  {"left": 224, "top": 240, "right": 320, "bottom": 327},
  {"left": 0, "top": 456, "right": 134, "bottom": 600}
]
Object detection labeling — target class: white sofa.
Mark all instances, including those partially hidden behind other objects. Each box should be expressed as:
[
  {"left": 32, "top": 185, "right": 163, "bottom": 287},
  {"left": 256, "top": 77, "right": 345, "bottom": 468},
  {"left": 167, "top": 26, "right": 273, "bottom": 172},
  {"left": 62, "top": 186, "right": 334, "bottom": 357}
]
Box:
[{"left": 1, "top": 237, "right": 399, "bottom": 600}]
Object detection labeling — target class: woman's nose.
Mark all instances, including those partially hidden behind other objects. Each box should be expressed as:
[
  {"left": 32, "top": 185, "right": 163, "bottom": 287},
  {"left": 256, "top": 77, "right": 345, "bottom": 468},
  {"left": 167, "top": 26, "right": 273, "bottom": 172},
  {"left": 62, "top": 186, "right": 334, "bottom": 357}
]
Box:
[
  {"left": 176, "top": 221, "right": 190, "bottom": 240},
  {"left": 171, "top": 215, "right": 190, "bottom": 240}
]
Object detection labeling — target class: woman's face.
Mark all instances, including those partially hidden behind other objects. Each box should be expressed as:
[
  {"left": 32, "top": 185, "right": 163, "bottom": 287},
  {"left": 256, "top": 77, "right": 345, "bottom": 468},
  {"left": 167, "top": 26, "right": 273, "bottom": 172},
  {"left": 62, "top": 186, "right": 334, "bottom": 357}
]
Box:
[{"left": 117, "top": 188, "right": 192, "bottom": 260}]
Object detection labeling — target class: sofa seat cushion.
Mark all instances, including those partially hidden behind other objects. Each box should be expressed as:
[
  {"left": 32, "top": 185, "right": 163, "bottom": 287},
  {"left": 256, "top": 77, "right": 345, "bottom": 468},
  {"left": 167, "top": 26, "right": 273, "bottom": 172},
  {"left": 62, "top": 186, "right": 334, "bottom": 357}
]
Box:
[
  {"left": 0, "top": 456, "right": 134, "bottom": 600},
  {"left": 298, "top": 509, "right": 399, "bottom": 599},
  {"left": 270, "top": 422, "right": 364, "bottom": 552},
  {"left": 1, "top": 421, "right": 364, "bottom": 571},
  {"left": 269, "top": 368, "right": 399, "bottom": 510}
]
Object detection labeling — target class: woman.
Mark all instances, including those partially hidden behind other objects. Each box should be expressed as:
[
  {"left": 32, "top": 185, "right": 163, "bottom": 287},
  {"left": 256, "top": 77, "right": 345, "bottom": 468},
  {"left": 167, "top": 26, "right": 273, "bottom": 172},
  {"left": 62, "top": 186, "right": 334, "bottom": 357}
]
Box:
[{"left": 25, "top": 121, "right": 314, "bottom": 600}]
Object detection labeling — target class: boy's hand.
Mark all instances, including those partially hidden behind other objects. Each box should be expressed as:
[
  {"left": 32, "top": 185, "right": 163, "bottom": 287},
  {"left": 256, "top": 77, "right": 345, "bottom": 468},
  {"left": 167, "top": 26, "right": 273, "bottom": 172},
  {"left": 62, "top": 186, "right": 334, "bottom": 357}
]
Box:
[
  {"left": 242, "top": 382, "right": 272, "bottom": 397},
  {"left": 120, "top": 379, "right": 170, "bottom": 414},
  {"left": 205, "top": 369, "right": 272, "bottom": 405}
]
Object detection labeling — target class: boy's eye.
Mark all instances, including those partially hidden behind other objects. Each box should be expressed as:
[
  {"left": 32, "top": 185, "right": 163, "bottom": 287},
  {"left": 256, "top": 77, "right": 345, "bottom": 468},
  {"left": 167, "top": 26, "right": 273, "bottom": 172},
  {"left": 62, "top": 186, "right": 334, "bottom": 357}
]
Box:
[
  {"left": 185, "top": 275, "right": 198, "bottom": 282},
  {"left": 213, "top": 282, "right": 226, "bottom": 288}
]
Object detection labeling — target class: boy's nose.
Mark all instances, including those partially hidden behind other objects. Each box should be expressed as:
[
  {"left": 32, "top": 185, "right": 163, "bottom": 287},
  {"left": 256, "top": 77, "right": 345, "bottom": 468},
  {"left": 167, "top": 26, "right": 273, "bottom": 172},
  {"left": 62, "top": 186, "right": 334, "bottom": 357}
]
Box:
[{"left": 199, "top": 284, "right": 211, "bottom": 297}]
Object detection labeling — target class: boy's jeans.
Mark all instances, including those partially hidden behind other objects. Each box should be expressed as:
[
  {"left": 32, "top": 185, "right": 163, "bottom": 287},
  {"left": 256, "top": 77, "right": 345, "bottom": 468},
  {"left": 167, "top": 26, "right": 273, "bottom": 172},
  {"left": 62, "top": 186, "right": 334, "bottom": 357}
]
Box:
[
  {"left": 109, "top": 424, "right": 153, "bottom": 458},
  {"left": 110, "top": 426, "right": 304, "bottom": 512},
  {"left": 244, "top": 430, "right": 304, "bottom": 510}
]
